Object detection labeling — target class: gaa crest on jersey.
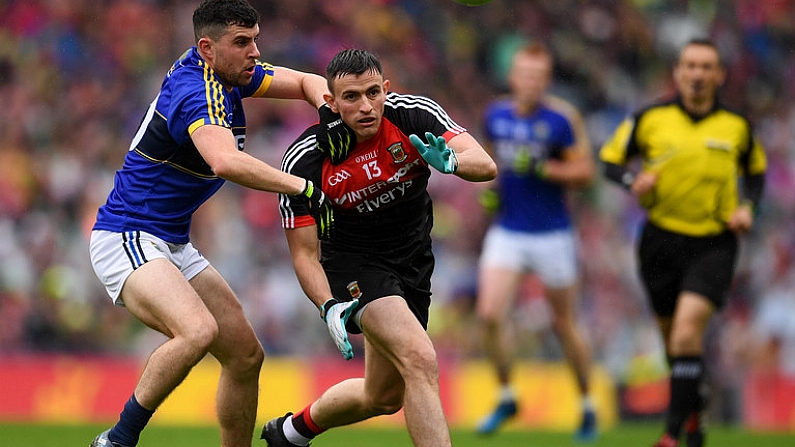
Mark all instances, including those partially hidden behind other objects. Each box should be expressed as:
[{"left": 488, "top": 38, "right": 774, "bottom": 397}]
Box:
[
  {"left": 347, "top": 281, "right": 363, "bottom": 299},
  {"left": 388, "top": 143, "right": 408, "bottom": 163},
  {"left": 533, "top": 121, "right": 550, "bottom": 140}
]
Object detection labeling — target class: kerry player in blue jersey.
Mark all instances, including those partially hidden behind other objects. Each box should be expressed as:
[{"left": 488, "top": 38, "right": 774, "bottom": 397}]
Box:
[
  {"left": 475, "top": 43, "right": 598, "bottom": 441},
  {"left": 88, "top": 1, "right": 336, "bottom": 446}
]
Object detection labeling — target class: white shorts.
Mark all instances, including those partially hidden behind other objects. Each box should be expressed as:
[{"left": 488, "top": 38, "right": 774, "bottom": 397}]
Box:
[
  {"left": 478, "top": 226, "right": 578, "bottom": 288},
  {"left": 89, "top": 230, "right": 209, "bottom": 306}
]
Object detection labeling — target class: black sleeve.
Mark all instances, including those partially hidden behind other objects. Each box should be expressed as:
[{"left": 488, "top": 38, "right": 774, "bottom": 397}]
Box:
[
  {"left": 384, "top": 93, "right": 463, "bottom": 138},
  {"left": 743, "top": 173, "right": 765, "bottom": 209},
  {"left": 602, "top": 162, "right": 636, "bottom": 190},
  {"left": 279, "top": 126, "right": 325, "bottom": 222}
]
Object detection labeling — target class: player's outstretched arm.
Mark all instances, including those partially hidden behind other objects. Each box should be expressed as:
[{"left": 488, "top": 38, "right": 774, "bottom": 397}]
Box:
[
  {"left": 264, "top": 66, "right": 328, "bottom": 109},
  {"left": 410, "top": 132, "right": 459, "bottom": 174},
  {"left": 446, "top": 132, "right": 498, "bottom": 182},
  {"left": 410, "top": 131, "right": 496, "bottom": 181},
  {"left": 192, "top": 124, "right": 306, "bottom": 195}
]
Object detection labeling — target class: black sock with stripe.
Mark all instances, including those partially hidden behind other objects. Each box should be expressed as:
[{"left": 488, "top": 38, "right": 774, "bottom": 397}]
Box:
[{"left": 665, "top": 356, "right": 704, "bottom": 438}]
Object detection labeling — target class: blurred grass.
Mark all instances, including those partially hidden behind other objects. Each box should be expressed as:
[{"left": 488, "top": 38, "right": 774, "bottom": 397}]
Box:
[{"left": 1, "top": 422, "right": 793, "bottom": 446}]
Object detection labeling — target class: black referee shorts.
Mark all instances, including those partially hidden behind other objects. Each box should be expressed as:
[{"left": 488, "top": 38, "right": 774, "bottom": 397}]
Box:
[
  {"left": 638, "top": 221, "right": 738, "bottom": 317},
  {"left": 321, "top": 250, "right": 434, "bottom": 334}
]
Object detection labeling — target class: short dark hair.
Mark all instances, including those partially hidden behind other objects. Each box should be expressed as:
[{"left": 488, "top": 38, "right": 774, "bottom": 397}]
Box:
[
  {"left": 192, "top": 0, "right": 259, "bottom": 43},
  {"left": 325, "top": 49, "right": 383, "bottom": 93},
  {"left": 681, "top": 37, "right": 723, "bottom": 66}
]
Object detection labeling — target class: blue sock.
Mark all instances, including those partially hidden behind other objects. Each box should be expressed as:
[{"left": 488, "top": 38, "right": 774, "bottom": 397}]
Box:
[{"left": 108, "top": 394, "right": 155, "bottom": 446}]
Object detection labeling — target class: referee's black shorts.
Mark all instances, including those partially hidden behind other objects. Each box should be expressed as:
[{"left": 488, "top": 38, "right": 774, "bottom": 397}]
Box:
[
  {"left": 638, "top": 221, "right": 738, "bottom": 317},
  {"left": 321, "top": 249, "right": 434, "bottom": 334}
]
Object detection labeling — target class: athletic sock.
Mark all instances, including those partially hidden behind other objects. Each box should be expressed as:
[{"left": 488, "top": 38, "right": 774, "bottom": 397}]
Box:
[
  {"left": 498, "top": 385, "right": 516, "bottom": 403},
  {"left": 582, "top": 395, "right": 595, "bottom": 413},
  {"left": 108, "top": 394, "right": 154, "bottom": 447},
  {"left": 665, "top": 356, "right": 703, "bottom": 438},
  {"left": 283, "top": 404, "right": 325, "bottom": 445}
]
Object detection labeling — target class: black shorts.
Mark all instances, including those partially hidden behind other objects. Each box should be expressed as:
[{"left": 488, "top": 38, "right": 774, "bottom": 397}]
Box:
[
  {"left": 321, "top": 250, "right": 434, "bottom": 334},
  {"left": 638, "top": 221, "right": 738, "bottom": 317}
]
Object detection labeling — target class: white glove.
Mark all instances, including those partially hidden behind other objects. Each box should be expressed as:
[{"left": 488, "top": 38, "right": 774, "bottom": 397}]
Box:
[{"left": 320, "top": 298, "right": 359, "bottom": 360}]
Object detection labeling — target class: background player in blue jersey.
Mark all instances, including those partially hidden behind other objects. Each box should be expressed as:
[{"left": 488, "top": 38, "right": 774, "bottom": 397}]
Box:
[
  {"left": 88, "top": 1, "right": 336, "bottom": 446},
  {"left": 474, "top": 43, "right": 597, "bottom": 441},
  {"left": 260, "top": 49, "right": 496, "bottom": 447}
]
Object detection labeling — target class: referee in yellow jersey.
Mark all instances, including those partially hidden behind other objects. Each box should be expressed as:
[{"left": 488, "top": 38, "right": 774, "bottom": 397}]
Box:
[{"left": 600, "top": 38, "right": 766, "bottom": 447}]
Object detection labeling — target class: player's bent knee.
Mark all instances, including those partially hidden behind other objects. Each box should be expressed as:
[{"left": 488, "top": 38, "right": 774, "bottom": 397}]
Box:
[
  {"left": 235, "top": 342, "right": 265, "bottom": 374},
  {"left": 184, "top": 319, "right": 219, "bottom": 352},
  {"left": 401, "top": 347, "right": 439, "bottom": 383},
  {"left": 367, "top": 393, "right": 403, "bottom": 416},
  {"left": 477, "top": 313, "right": 501, "bottom": 329},
  {"left": 214, "top": 334, "right": 264, "bottom": 375},
  {"left": 372, "top": 401, "right": 403, "bottom": 416}
]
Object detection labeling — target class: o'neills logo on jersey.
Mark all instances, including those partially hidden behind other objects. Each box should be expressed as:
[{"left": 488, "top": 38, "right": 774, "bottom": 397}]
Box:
[
  {"left": 388, "top": 143, "right": 407, "bottom": 162},
  {"left": 347, "top": 281, "right": 362, "bottom": 299}
]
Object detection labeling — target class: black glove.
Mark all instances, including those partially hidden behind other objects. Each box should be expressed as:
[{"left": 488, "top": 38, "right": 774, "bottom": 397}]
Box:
[
  {"left": 297, "top": 179, "right": 334, "bottom": 240},
  {"left": 316, "top": 104, "right": 356, "bottom": 165}
]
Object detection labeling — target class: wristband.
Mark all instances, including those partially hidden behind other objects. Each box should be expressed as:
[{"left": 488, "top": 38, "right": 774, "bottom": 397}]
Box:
[
  {"left": 301, "top": 179, "right": 313, "bottom": 197},
  {"left": 621, "top": 171, "right": 635, "bottom": 189}
]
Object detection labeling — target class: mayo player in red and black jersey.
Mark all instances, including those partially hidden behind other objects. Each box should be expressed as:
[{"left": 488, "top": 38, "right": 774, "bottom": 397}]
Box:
[{"left": 261, "top": 49, "right": 496, "bottom": 447}]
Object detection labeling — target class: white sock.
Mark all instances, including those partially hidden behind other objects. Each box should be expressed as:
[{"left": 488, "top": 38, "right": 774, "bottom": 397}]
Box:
[
  {"left": 499, "top": 385, "right": 516, "bottom": 403},
  {"left": 582, "top": 395, "right": 595, "bottom": 412},
  {"left": 281, "top": 417, "right": 311, "bottom": 446}
]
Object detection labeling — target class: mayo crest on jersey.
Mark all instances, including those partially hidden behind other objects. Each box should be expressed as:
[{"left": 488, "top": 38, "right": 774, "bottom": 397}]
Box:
[
  {"left": 280, "top": 92, "right": 465, "bottom": 256},
  {"left": 93, "top": 47, "right": 275, "bottom": 244},
  {"left": 485, "top": 99, "right": 574, "bottom": 232}
]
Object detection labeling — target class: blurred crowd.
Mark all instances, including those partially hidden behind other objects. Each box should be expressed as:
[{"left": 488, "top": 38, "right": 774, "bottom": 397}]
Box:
[{"left": 1, "top": 0, "right": 794, "bottom": 423}]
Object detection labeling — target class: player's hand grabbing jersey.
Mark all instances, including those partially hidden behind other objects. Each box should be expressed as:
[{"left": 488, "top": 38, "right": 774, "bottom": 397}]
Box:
[
  {"left": 280, "top": 92, "right": 465, "bottom": 259},
  {"left": 93, "top": 47, "right": 274, "bottom": 244}
]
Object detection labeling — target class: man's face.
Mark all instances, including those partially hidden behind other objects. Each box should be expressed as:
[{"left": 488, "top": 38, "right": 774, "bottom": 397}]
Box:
[
  {"left": 674, "top": 44, "right": 725, "bottom": 105},
  {"left": 508, "top": 53, "right": 551, "bottom": 106},
  {"left": 327, "top": 70, "right": 389, "bottom": 142},
  {"left": 203, "top": 24, "right": 261, "bottom": 89}
]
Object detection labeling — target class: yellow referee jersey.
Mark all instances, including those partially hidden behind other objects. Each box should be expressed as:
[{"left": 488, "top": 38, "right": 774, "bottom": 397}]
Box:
[{"left": 600, "top": 99, "right": 767, "bottom": 237}]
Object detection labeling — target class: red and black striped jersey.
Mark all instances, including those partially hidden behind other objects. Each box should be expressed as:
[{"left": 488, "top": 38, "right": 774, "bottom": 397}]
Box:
[{"left": 280, "top": 92, "right": 465, "bottom": 257}]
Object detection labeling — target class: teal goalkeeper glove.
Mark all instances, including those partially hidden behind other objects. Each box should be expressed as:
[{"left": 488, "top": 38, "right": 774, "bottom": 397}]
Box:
[
  {"left": 409, "top": 132, "right": 459, "bottom": 174},
  {"left": 320, "top": 298, "right": 359, "bottom": 360}
]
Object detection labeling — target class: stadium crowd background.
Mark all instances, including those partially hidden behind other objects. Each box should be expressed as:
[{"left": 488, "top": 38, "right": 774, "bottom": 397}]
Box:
[{"left": 0, "top": 0, "right": 794, "bottom": 426}]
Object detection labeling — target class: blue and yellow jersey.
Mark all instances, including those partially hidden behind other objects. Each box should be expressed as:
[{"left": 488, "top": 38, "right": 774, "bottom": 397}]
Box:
[
  {"left": 484, "top": 98, "right": 576, "bottom": 233},
  {"left": 600, "top": 98, "right": 767, "bottom": 237},
  {"left": 93, "top": 47, "right": 275, "bottom": 244}
]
